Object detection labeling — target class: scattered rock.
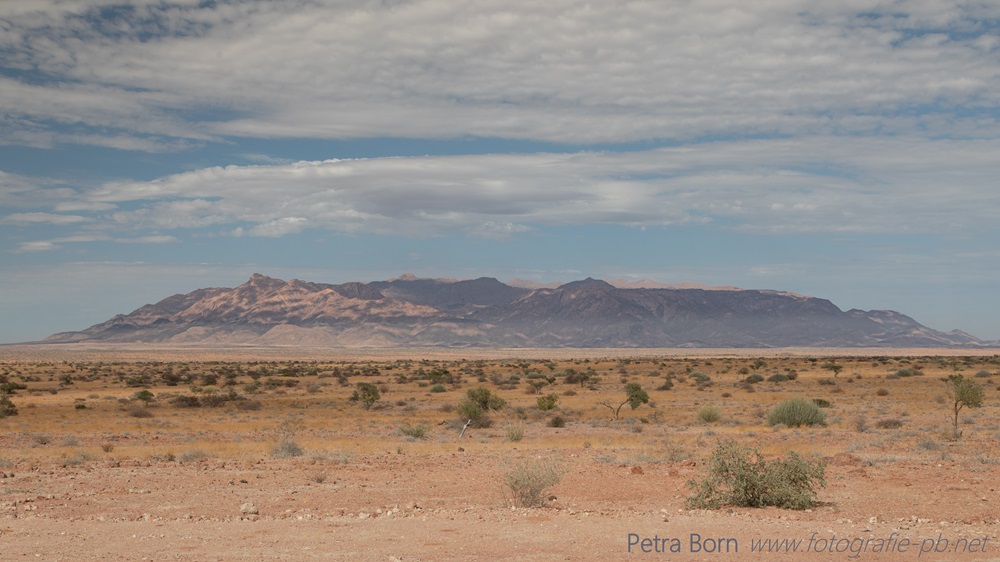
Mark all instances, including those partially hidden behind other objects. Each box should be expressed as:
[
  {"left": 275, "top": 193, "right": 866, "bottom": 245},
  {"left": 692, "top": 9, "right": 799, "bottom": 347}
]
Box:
[{"left": 240, "top": 502, "right": 259, "bottom": 516}]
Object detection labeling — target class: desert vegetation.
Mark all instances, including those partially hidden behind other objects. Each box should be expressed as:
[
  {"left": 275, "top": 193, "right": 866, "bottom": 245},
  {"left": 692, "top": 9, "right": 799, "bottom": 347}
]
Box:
[{"left": 0, "top": 349, "right": 998, "bottom": 558}]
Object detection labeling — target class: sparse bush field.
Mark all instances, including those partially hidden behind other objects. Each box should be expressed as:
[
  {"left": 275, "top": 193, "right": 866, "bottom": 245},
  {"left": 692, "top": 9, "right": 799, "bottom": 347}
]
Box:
[{"left": 0, "top": 349, "right": 997, "bottom": 560}]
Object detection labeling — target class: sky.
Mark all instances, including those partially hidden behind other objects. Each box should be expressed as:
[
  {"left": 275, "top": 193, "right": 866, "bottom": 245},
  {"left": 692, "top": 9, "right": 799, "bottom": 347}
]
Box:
[{"left": 2, "top": 0, "right": 999, "bottom": 343}]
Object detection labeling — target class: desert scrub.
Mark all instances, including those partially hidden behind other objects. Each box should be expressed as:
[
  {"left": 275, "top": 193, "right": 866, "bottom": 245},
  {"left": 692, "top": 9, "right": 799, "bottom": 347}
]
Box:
[
  {"left": 177, "top": 449, "right": 209, "bottom": 463},
  {"left": 536, "top": 393, "right": 558, "bottom": 411},
  {"left": 399, "top": 423, "right": 430, "bottom": 440},
  {"left": 505, "top": 420, "right": 525, "bottom": 442},
  {"left": 767, "top": 397, "right": 826, "bottom": 427},
  {"left": 697, "top": 405, "right": 722, "bottom": 423},
  {"left": 502, "top": 458, "right": 564, "bottom": 507},
  {"left": 456, "top": 387, "right": 506, "bottom": 428},
  {"left": 271, "top": 416, "right": 305, "bottom": 458},
  {"left": 0, "top": 393, "right": 17, "bottom": 417},
  {"left": 686, "top": 440, "right": 825, "bottom": 510}
]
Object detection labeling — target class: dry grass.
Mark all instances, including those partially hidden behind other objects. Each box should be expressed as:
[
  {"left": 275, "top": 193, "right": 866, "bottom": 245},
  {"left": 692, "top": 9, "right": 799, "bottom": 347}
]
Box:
[{"left": 0, "top": 351, "right": 996, "bottom": 471}]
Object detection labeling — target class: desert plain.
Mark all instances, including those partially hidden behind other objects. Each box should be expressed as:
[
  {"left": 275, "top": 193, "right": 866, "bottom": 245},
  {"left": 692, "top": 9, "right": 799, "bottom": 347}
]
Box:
[{"left": 1, "top": 345, "right": 999, "bottom": 561}]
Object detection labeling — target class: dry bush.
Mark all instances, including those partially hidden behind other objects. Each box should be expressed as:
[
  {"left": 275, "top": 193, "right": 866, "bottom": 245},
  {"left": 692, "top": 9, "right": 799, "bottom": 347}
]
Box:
[{"left": 502, "top": 458, "right": 564, "bottom": 508}]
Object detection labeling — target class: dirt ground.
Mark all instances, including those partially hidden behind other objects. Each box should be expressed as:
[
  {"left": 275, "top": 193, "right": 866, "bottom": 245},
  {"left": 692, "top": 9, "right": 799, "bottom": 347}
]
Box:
[{"left": 1, "top": 345, "right": 999, "bottom": 561}]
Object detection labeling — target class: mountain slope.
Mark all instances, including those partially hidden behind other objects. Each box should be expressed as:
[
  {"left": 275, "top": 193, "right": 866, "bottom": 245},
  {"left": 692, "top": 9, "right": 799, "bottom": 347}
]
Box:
[{"left": 43, "top": 274, "right": 990, "bottom": 348}]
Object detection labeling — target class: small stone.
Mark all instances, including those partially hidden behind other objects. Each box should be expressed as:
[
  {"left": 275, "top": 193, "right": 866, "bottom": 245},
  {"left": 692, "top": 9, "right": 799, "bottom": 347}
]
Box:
[{"left": 240, "top": 502, "right": 259, "bottom": 516}]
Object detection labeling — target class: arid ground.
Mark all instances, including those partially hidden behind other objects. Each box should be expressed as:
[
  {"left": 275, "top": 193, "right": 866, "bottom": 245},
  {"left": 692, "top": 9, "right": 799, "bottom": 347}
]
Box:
[{"left": 1, "top": 345, "right": 999, "bottom": 561}]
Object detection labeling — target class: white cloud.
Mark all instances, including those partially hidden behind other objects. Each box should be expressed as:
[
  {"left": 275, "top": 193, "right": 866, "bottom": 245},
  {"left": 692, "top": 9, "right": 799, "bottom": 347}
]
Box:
[
  {"left": 249, "top": 217, "right": 308, "bottom": 238},
  {"left": 1, "top": 1, "right": 999, "bottom": 147},
  {"left": 117, "top": 235, "right": 179, "bottom": 244},
  {"left": 16, "top": 240, "right": 57, "bottom": 252},
  {"left": 3, "top": 212, "right": 91, "bottom": 224},
  {"left": 57, "top": 136, "right": 998, "bottom": 237}
]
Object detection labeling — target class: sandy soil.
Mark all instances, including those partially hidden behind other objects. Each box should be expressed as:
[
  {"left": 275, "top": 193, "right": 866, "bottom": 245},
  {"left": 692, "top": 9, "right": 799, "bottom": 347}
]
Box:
[
  {"left": 2, "top": 346, "right": 999, "bottom": 560},
  {"left": 3, "top": 448, "right": 999, "bottom": 561}
]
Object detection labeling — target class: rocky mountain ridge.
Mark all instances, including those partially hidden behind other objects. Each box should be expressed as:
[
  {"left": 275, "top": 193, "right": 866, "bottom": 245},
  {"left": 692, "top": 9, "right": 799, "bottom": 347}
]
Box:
[{"left": 44, "top": 274, "right": 990, "bottom": 348}]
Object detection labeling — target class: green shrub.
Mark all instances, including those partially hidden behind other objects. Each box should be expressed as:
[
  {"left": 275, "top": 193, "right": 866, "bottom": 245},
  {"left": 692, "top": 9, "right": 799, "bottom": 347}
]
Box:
[
  {"left": 743, "top": 374, "right": 764, "bottom": 384},
  {"left": 349, "top": 382, "right": 381, "bottom": 410},
  {"left": 457, "top": 388, "right": 506, "bottom": 428},
  {"left": 767, "top": 398, "right": 826, "bottom": 427},
  {"left": 467, "top": 387, "right": 506, "bottom": 411},
  {"left": 686, "top": 440, "right": 825, "bottom": 510},
  {"left": 456, "top": 399, "right": 488, "bottom": 427},
  {"left": 502, "top": 458, "right": 564, "bottom": 507},
  {"left": 399, "top": 423, "right": 430, "bottom": 440},
  {"left": 0, "top": 393, "right": 18, "bottom": 418},
  {"left": 536, "top": 394, "right": 558, "bottom": 411},
  {"left": 697, "top": 405, "right": 722, "bottom": 423},
  {"left": 429, "top": 384, "right": 446, "bottom": 393},
  {"left": 767, "top": 374, "right": 789, "bottom": 383}
]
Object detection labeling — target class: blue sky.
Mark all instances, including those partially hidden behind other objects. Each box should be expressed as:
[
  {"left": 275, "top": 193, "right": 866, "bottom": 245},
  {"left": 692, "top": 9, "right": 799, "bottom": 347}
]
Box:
[{"left": 2, "top": 1, "right": 1000, "bottom": 343}]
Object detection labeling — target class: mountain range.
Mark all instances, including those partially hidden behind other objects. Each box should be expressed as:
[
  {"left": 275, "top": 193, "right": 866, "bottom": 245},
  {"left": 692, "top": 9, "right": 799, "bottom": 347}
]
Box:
[{"left": 43, "top": 273, "right": 990, "bottom": 348}]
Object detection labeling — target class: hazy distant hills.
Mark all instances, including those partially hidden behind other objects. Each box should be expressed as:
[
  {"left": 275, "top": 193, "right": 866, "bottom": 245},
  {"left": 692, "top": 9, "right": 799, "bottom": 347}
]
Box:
[{"left": 44, "top": 273, "right": 989, "bottom": 348}]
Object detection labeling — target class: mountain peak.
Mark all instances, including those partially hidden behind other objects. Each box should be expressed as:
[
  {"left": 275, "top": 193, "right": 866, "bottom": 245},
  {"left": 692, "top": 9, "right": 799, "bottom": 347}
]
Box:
[
  {"left": 42, "top": 274, "right": 988, "bottom": 348},
  {"left": 557, "top": 277, "right": 616, "bottom": 291}
]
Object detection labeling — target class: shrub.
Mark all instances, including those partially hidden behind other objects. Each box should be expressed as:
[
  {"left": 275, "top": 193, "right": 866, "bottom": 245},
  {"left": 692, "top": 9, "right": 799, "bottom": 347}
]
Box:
[
  {"left": 467, "top": 387, "right": 507, "bottom": 411},
  {"left": 0, "top": 393, "right": 18, "bottom": 417},
  {"left": 548, "top": 415, "right": 566, "bottom": 428},
  {"left": 126, "top": 403, "right": 154, "bottom": 418},
  {"left": 235, "top": 399, "right": 262, "bottom": 411},
  {"left": 457, "top": 388, "right": 506, "bottom": 428},
  {"left": 767, "top": 374, "right": 790, "bottom": 383},
  {"left": 399, "top": 423, "right": 429, "bottom": 440},
  {"left": 271, "top": 417, "right": 305, "bottom": 458},
  {"left": 743, "top": 374, "right": 764, "bottom": 384},
  {"left": 599, "top": 383, "right": 649, "bottom": 420},
  {"left": 429, "top": 384, "right": 446, "bottom": 393},
  {"left": 767, "top": 398, "right": 826, "bottom": 427},
  {"left": 947, "top": 374, "right": 984, "bottom": 439},
  {"left": 875, "top": 388, "right": 889, "bottom": 396},
  {"left": 536, "top": 394, "right": 558, "bottom": 411},
  {"left": 169, "top": 395, "right": 201, "bottom": 408},
  {"left": 811, "top": 398, "right": 832, "bottom": 408},
  {"left": 874, "top": 418, "right": 903, "bottom": 429},
  {"left": 272, "top": 438, "right": 304, "bottom": 458},
  {"left": 177, "top": 449, "right": 209, "bottom": 463},
  {"left": 686, "top": 440, "right": 825, "bottom": 510},
  {"left": 502, "top": 458, "right": 564, "bottom": 507},
  {"left": 692, "top": 372, "right": 712, "bottom": 387},
  {"left": 506, "top": 421, "right": 525, "bottom": 442},
  {"left": 349, "top": 382, "right": 381, "bottom": 410},
  {"left": 697, "top": 405, "right": 722, "bottom": 423}
]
